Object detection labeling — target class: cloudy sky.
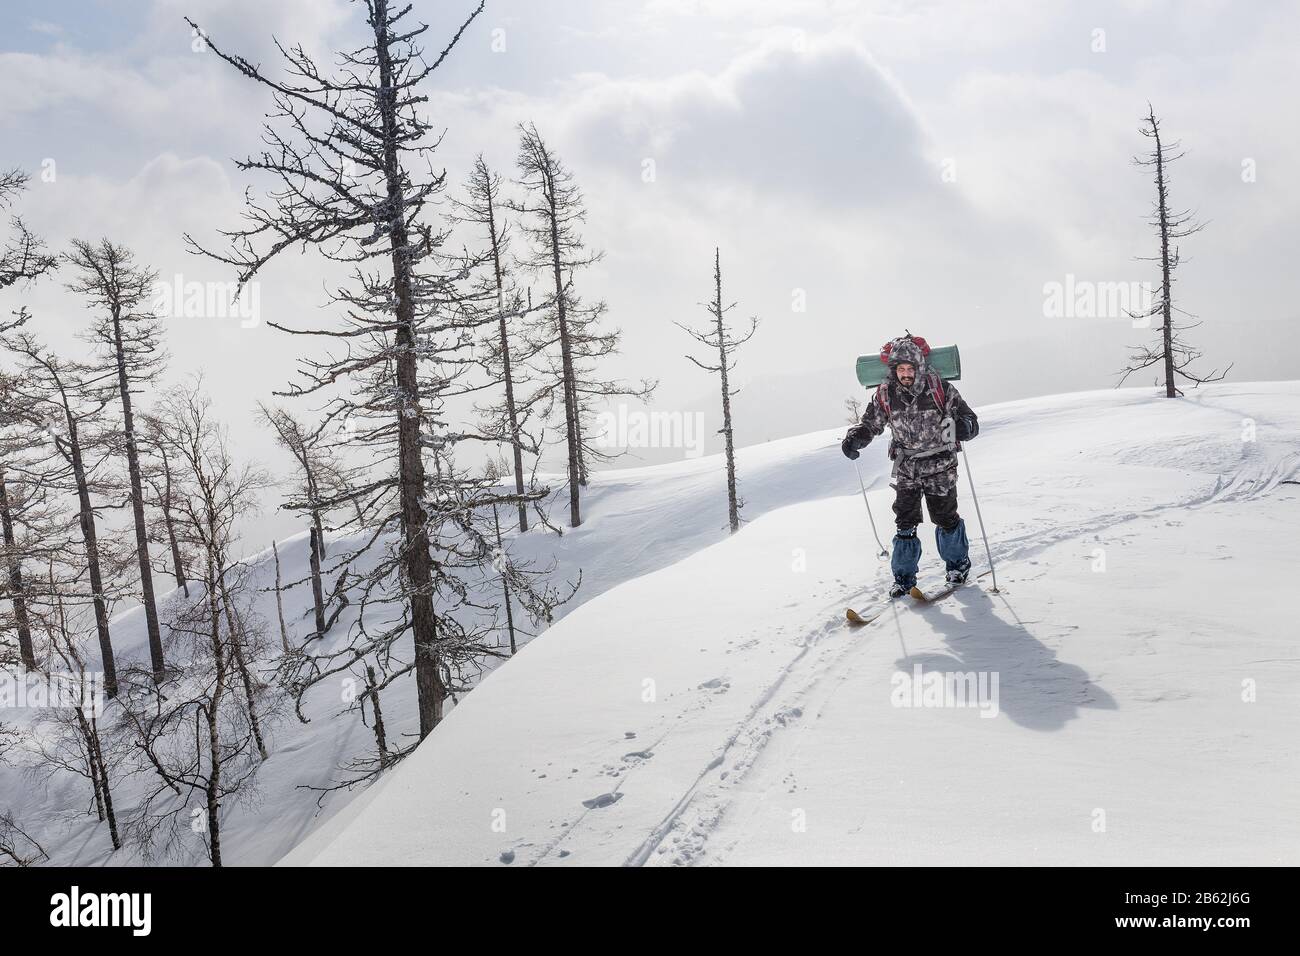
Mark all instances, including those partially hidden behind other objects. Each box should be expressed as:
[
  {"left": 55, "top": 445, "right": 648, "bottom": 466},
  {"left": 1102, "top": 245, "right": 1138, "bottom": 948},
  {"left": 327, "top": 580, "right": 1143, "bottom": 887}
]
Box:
[{"left": 3, "top": 0, "right": 1297, "bottom": 536}]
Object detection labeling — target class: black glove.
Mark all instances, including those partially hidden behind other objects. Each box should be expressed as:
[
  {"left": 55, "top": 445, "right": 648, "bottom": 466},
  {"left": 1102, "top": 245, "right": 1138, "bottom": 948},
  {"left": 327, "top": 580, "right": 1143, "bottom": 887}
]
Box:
[
  {"left": 955, "top": 415, "right": 979, "bottom": 442},
  {"left": 842, "top": 426, "right": 871, "bottom": 460}
]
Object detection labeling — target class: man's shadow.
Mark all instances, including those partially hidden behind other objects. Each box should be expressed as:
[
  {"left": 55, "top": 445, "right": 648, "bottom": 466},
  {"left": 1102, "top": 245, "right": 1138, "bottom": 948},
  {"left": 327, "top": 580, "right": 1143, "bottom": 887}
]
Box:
[{"left": 893, "top": 586, "right": 1116, "bottom": 731}]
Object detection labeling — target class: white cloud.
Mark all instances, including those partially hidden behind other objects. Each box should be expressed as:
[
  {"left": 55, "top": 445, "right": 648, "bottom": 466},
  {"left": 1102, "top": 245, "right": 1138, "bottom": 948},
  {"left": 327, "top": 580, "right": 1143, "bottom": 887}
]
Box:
[
  {"left": 556, "top": 37, "right": 936, "bottom": 209},
  {"left": 27, "top": 19, "right": 64, "bottom": 37},
  {"left": 3, "top": 0, "right": 1297, "bottom": 470}
]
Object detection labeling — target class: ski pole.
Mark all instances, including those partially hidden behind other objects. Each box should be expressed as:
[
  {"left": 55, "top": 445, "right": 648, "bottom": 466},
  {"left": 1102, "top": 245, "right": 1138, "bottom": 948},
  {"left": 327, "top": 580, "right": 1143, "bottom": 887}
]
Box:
[
  {"left": 961, "top": 446, "right": 999, "bottom": 593},
  {"left": 853, "top": 460, "right": 889, "bottom": 558}
]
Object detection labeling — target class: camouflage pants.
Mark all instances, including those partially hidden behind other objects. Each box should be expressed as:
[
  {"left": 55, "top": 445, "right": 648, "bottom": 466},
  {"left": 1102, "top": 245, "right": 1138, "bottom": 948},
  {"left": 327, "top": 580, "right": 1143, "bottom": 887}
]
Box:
[
  {"left": 892, "top": 485, "right": 961, "bottom": 532},
  {"left": 891, "top": 450, "right": 961, "bottom": 531}
]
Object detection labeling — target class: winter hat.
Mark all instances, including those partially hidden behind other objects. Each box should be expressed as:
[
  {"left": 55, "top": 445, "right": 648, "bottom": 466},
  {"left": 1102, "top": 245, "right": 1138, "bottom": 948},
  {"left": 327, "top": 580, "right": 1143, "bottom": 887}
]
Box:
[{"left": 881, "top": 334, "right": 928, "bottom": 370}]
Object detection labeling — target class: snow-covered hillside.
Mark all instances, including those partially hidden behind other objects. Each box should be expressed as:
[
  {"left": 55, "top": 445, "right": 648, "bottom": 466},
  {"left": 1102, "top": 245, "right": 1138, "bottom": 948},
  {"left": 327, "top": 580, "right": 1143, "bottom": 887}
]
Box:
[
  {"left": 5, "top": 382, "right": 1297, "bottom": 866},
  {"left": 282, "top": 382, "right": 1300, "bottom": 866},
  {"left": 0, "top": 371, "right": 940, "bottom": 866}
]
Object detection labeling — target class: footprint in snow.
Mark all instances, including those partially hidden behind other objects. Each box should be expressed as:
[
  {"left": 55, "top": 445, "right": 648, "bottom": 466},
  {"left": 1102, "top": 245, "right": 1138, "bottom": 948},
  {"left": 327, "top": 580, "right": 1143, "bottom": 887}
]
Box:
[
  {"left": 698, "top": 677, "right": 730, "bottom": 692},
  {"left": 622, "top": 750, "right": 654, "bottom": 762},
  {"left": 499, "top": 849, "right": 516, "bottom": 864},
  {"left": 774, "top": 706, "right": 803, "bottom": 726},
  {"left": 582, "top": 792, "right": 624, "bottom": 809}
]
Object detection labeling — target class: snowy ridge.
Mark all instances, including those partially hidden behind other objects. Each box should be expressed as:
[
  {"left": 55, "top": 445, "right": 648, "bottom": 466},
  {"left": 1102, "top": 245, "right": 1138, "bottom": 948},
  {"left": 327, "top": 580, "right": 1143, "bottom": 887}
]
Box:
[{"left": 281, "top": 382, "right": 1300, "bottom": 866}]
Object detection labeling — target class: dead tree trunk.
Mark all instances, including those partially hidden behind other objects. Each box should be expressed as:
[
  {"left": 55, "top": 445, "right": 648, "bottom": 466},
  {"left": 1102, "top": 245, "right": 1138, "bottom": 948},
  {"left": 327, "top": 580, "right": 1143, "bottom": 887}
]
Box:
[
  {"left": 308, "top": 526, "right": 326, "bottom": 639},
  {"left": 713, "top": 253, "right": 741, "bottom": 532},
  {"left": 0, "top": 471, "right": 35, "bottom": 669},
  {"left": 158, "top": 442, "right": 188, "bottom": 595},
  {"left": 374, "top": 3, "right": 444, "bottom": 737},
  {"left": 218, "top": 570, "right": 267, "bottom": 762},
  {"left": 84, "top": 721, "right": 106, "bottom": 821},
  {"left": 493, "top": 504, "right": 518, "bottom": 655},
  {"left": 112, "top": 314, "right": 165, "bottom": 678},
  {"left": 76, "top": 709, "right": 120, "bottom": 850},
  {"left": 1150, "top": 116, "right": 1176, "bottom": 398},
  {"left": 57, "top": 397, "right": 118, "bottom": 696},
  {"left": 1119, "top": 106, "right": 1230, "bottom": 395},
  {"left": 204, "top": 551, "right": 226, "bottom": 868},
  {"left": 272, "top": 539, "right": 290, "bottom": 654},
  {"left": 481, "top": 168, "right": 529, "bottom": 532},
  {"left": 89, "top": 715, "right": 119, "bottom": 850},
  {"left": 366, "top": 664, "right": 389, "bottom": 770},
  {"left": 677, "top": 248, "right": 757, "bottom": 535},
  {"left": 549, "top": 237, "right": 583, "bottom": 525}
]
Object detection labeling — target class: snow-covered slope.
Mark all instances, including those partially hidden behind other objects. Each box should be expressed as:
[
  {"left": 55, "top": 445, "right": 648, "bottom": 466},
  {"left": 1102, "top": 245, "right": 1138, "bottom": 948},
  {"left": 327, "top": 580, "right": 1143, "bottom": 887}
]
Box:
[
  {"left": 7, "top": 382, "right": 1298, "bottom": 866},
  {"left": 0, "top": 379, "right": 915, "bottom": 866},
  {"left": 281, "top": 382, "right": 1300, "bottom": 866}
]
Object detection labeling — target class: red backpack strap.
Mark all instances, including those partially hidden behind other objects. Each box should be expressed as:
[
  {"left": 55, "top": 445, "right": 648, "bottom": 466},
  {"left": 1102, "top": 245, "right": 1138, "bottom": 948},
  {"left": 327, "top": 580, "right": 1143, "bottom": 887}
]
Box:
[
  {"left": 929, "top": 370, "right": 945, "bottom": 410},
  {"left": 875, "top": 382, "right": 891, "bottom": 416}
]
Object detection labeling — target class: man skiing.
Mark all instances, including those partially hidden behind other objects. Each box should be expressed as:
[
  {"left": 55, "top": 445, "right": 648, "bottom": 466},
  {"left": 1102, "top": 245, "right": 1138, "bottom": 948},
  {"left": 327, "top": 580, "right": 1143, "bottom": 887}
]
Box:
[{"left": 841, "top": 334, "right": 980, "bottom": 597}]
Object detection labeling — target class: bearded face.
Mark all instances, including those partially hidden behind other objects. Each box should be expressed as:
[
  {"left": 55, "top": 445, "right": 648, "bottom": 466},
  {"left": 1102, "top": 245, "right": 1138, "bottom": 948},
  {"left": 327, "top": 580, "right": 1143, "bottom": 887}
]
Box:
[{"left": 895, "top": 361, "right": 917, "bottom": 387}]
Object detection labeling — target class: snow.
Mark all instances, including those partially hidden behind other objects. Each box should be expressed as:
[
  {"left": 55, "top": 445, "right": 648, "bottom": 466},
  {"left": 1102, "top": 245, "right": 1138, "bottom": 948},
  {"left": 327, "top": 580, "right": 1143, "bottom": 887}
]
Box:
[
  {"left": 0, "top": 374, "right": 917, "bottom": 866},
  {"left": 277, "top": 382, "right": 1300, "bottom": 866},
  {"left": 4, "top": 382, "right": 1296, "bottom": 865}
]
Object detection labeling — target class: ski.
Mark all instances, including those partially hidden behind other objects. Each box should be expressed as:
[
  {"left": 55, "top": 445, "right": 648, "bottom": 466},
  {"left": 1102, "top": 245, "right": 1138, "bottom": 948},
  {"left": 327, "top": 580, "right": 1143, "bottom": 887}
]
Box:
[
  {"left": 844, "top": 585, "right": 952, "bottom": 625},
  {"left": 909, "top": 583, "right": 956, "bottom": 603},
  {"left": 844, "top": 584, "right": 940, "bottom": 626},
  {"left": 844, "top": 606, "right": 879, "bottom": 626},
  {"left": 844, "top": 569, "right": 992, "bottom": 626}
]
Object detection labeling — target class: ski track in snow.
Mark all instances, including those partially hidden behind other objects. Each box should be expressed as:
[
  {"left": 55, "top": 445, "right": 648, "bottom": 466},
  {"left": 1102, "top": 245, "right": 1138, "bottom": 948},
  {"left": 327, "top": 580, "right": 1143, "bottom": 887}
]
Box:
[{"left": 606, "top": 436, "right": 1299, "bottom": 866}]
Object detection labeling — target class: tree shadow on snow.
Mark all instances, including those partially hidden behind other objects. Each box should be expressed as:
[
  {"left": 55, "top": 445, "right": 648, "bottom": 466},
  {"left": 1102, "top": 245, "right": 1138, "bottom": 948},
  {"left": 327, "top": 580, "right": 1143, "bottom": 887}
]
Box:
[{"left": 893, "top": 587, "right": 1117, "bottom": 732}]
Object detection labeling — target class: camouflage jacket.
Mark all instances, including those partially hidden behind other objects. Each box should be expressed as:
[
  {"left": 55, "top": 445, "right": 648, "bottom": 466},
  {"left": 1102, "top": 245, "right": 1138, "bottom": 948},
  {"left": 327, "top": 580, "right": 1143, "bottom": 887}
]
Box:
[{"left": 856, "top": 375, "right": 978, "bottom": 492}]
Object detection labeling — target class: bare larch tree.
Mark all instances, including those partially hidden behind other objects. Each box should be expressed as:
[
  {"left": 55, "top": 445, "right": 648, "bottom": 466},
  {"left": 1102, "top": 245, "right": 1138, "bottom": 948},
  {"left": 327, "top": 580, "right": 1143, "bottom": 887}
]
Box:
[
  {"left": 120, "top": 382, "right": 274, "bottom": 866},
  {"left": 0, "top": 467, "right": 36, "bottom": 670},
  {"left": 677, "top": 248, "right": 757, "bottom": 534},
  {"left": 509, "top": 123, "right": 654, "bottom": 527},
  {"left": 1, "top": 328, "right": 126, "bottom": 696},
  {"left": 0, "top": 169, "right": 58, "bottom": 291},
  {"left": 452, "top": 155, "right": 544, "bottom": 533},
  {"left": 259, "top": 404, "right": 336, "bottom": 641},
  {"left": 0, "top": 372, "right": 51, "bottom": 671},
  {"left": 139, "top": 415, "right": 192, "bottom": 597},
  {"left": 0, "top": 809, "right": 47, "bottom": 866},
  {"left": 66, "top": 238, "right": 169, "bottom": 679},
  {"left": 29, "top": 560, "right": 122, "bottom": 852},
  {"left": 0, "top": 173, "right": 57, "bottom": 670},
  {"left": 184, "top": 0, "right": 563, "bottom": 739},
  {"left": 1119, "top": 106, "right": 1230, "bottom": 396},
  {"left": 844, "top": 395, "right": 864, "bottom": 424}
]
